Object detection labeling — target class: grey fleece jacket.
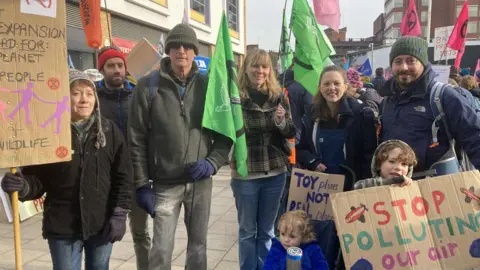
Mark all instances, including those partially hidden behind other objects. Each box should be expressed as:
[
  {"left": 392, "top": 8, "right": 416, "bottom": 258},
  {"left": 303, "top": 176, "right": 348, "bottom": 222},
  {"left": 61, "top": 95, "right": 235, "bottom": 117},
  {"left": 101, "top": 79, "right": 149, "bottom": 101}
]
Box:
[
  {"left": 128, "top": 57, "right": 232, "bottom": 187},
  {"left": 354, "top": 140, "right": 414, "bottom": 190}
]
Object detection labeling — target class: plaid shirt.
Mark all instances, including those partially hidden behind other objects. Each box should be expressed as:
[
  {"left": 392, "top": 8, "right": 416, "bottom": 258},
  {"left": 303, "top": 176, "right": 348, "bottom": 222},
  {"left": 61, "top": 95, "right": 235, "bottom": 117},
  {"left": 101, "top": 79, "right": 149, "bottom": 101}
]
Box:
[{"left": 241, "top": 93, "right": 295, "bottom": 173}]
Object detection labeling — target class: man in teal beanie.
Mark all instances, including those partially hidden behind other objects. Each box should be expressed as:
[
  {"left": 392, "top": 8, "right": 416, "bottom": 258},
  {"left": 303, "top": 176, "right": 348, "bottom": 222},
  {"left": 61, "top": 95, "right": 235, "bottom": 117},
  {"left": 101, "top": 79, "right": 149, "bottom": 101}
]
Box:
[{"left": 378, "top": 36, "right": 480, "bottom": 178}]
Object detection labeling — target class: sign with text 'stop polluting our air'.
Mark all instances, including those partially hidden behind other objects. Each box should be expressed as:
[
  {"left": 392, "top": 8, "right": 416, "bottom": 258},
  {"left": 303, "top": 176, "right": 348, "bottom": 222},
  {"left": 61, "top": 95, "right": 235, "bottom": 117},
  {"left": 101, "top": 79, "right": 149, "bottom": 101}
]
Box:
[
  {"left": 0, "top": 0, "right": 71, "bottom": 168},
  {"left": 331, "top": 171, "right": 480, "bottom": 269}
]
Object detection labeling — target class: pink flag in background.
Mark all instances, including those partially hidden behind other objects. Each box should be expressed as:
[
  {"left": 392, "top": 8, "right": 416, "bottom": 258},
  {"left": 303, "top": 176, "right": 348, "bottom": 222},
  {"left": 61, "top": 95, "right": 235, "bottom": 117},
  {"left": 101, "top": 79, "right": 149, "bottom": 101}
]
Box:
[
  {"left": 313, "top": 0, "right": 341, "bottom": 32},
  {"left": 447, "top": 1, "right": 469, "bottom": 50},
  {"left": 400, "top": 0, "right": 422, "bottom": 36},
  {"left": 454, "top": 46, "right": 465, "bottom": 69}
]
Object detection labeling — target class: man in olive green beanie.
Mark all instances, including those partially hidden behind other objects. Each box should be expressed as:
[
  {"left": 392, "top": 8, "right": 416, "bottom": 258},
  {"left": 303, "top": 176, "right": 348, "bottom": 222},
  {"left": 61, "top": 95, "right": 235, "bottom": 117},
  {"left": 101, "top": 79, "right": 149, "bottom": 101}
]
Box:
[
  {"left": 378, "top": 36, "right": 480, "bottom": 180},
  {"left": 389, "top": 36, "right": 428, "bottom": 68},
  {"left": 128, "top": 23, "right": 232, "bottom": 270},
  {"left": 165, "top": 23, "right": 200, "bottom": 55}
]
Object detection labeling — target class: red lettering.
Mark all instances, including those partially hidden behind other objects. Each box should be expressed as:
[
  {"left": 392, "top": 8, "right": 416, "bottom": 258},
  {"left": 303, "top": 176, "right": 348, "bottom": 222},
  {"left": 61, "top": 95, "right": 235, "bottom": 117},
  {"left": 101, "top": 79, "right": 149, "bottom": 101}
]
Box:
[
  {"left": 392, "top": 199, "right": 407, "bottom": 221},
  {"left": 412, "top": 197, "right": 429, "bottom": 216},
  {"left": 432, "top": 191, "right": 445, "bottom": 214},
  {"left": 38, "top": 197, "right": 44, "bottom": 210},
  {"left": 374, "top": 202, "right": 391, "bottom": 225},
  {"left": 32, "top": 199, "right": 39, "bottom": 212},
  {"left": 32, "top": 197, "right": 45, "bottom": 212}
]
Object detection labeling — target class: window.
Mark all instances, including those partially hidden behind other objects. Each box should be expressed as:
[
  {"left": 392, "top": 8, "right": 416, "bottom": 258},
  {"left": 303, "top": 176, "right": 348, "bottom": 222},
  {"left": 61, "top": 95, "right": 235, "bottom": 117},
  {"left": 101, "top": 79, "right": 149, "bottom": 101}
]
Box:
[
  {"left": 385, "top": 12, "right": 402, "bottom": 28},
  {"left": 151, "top": 0, "right": 167, "bottom": 6},
  {"left": 385, "top": 0, "right": 394, "bottom": 15},
  {"left": 421, "top": 0, "right": 429, "bottom": 6},
  {"left": 421, "top": 11, "right": 427, "bottom": 22},
  {"left": 470, "top": 5, "right": 479, "bottom": 17},
  {"left": 393, "top": 12, "right": 402, "bottom": 23},
  {"left": 468, "top": 22, "right": 478, "bottom": 34},
  {"left": 392, "top": 28, "right": 400, "bottom": 38},
  {"left": 394, "top": 0, "right": 403, "bottom": 8},
  {"left": 227, "top": 0, "right": 239, "bottom": 32},
  {"left": 457, "top": 5, "right": 478, "bottom": 17},
  {"left": 190, "top": 0, "right": 210, "bottom": 25},
  {"left": 385, "top": 27, "right": 400, "bottom": 39}
]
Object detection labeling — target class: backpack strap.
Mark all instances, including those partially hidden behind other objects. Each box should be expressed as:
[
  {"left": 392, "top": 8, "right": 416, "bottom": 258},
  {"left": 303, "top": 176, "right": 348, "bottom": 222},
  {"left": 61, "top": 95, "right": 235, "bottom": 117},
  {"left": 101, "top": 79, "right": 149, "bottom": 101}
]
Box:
[
  {"left": 376, "top": 97, "right": 388, "bottom": 143},
  {"left": 147, "top": 69, "right": 160, "bottom": 129},
  {"left": 430, "top": 81, "right": 453, "bottom": 147}
]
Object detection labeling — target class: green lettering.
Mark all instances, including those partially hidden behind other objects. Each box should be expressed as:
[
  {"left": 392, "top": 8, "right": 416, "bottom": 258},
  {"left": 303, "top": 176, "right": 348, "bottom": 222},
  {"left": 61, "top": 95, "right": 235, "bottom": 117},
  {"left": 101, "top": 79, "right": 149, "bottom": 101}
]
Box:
[
  {"left": 445, "top": 217, "right": 455, "bottom": 236},
  {"left": 395, "top": 225, "right": 411, "bottom": 245},
  {"left": 428, "top": 219, "right": 444, "bottom": 238},
  {"left": 456, "top": 214, "right": 477, "bottom": 235},
  {"left": 475, "top": 212, "right": 480, "bottom": 229},
  {"left": 410, "top": 222, "right": 426, "bottom": 241},
  {"left": 376, "top": 228, "right": 393, "bottom": 248},
  {"left": 341, "top": 234, "right": 353, "bottom": 254},
  {"left": 357, "top": 231, "right": 373, "bottom": 251}
]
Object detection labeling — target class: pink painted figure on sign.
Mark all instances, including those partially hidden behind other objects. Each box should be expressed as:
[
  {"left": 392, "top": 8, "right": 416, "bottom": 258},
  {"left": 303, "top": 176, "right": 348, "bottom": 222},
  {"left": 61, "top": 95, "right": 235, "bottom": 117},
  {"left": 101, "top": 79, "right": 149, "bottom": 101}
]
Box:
[
  {"left": 8, "top": 82, "right": 36, "bottom": 124},
  {"left": 40, "top": 96, "right": 71, "bottom": 134},
  {"left": 8, "top": 82, "right": 55, "bottom": 125}
]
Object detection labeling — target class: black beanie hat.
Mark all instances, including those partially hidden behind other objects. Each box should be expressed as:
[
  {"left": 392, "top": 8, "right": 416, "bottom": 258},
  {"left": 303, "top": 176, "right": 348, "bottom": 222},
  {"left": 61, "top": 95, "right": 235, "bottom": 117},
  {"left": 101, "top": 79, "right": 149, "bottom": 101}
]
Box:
[
  {"left": 389, "top": 36, "right": 428, "bottom": 67},
  {"left": 165, "top": 23, "right": 199, "bottom": 55}
]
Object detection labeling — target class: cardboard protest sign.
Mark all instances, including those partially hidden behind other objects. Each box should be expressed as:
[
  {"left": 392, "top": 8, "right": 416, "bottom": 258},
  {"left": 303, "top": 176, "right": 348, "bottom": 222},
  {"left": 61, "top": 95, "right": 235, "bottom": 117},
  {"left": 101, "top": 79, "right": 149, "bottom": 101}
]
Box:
[
  {"left": 434, "top": 26, "right": 457, "bottom": 62},
  {"left": 331, "top": 171, "right": 480, "bottom": 269},
  {"left": 432, "top": 65, "right": 451, "bottom": 84},
  {"left": 126, "top": 38, "right": 163, "bottom": 79},
  {"left": 288, "top": 168, "right": 345, "bottom": 221},
  {"left": 0, "top": 0, "right": 71, "bottom": 168}
]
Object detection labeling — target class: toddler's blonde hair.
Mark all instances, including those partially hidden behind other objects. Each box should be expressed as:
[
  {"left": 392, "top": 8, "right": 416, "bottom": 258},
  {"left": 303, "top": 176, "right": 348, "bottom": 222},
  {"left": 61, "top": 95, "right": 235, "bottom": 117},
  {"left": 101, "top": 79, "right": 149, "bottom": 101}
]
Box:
[{"left": 279, "top": 210, "right": 316, "bottom": 243}]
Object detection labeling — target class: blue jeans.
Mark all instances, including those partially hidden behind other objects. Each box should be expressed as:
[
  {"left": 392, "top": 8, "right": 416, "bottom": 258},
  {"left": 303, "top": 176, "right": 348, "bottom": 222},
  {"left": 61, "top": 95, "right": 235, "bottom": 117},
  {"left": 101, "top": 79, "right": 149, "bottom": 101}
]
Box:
[
  {"left": 47, "top": 235, "right": 113, "bottom": 270},
  {"left": 231, "top": 173, "right": 286, "bottom": 270}
]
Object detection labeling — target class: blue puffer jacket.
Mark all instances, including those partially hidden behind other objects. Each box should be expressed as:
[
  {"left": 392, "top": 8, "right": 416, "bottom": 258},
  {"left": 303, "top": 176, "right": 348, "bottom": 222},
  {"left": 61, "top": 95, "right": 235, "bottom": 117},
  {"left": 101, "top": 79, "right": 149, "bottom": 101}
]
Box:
[
  {"left": 379, "top": 63, "right": 480, "bottom": 173},
  {"left": 263, "top": 238, "right": 329, "bottom": 270}
]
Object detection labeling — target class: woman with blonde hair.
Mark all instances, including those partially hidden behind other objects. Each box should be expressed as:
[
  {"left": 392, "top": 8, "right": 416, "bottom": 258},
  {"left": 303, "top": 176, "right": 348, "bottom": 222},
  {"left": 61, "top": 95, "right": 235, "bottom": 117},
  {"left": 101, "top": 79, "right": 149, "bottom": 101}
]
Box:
[
  {"left": 231, "top": 49, "right": 295, "bottom": 270},
  {"left": 460, "top": 75, "right": 477, "bottom": 91}
]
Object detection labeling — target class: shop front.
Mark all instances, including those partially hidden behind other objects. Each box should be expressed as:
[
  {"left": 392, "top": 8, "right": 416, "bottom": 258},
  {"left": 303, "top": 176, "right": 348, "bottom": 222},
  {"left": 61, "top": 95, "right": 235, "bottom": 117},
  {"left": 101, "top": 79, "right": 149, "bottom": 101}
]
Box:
[{"left": 112, "top": 36, "right": 211, "bottom": 73}]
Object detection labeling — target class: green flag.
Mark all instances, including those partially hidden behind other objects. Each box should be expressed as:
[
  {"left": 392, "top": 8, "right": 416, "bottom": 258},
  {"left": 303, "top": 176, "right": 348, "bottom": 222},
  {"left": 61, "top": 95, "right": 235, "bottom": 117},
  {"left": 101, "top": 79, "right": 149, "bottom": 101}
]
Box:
[
  {"left": 323, "top": 57, "right": 335, "bottom": 67},
  {"left": 202, "top": 12, "right": 248, "bottom": 177},
  {"left": 279, "top": 8, "right": 293, "bottom": 73},
  {"left": 290, "top": 0, "right": 335, "bottom": 96}
]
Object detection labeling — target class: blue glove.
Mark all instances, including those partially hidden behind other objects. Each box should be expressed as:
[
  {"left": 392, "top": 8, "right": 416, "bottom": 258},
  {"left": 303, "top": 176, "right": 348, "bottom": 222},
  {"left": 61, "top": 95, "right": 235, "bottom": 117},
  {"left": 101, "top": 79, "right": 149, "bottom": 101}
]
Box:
[
  {"left": 136, "top": 184, "right": 155, "bottom": 218},
  {"left": 187, "top": 159, "right": 215, "bottom": 181},
  {"left": 102, "top": 207, "right": 128, "bottom": 243}
]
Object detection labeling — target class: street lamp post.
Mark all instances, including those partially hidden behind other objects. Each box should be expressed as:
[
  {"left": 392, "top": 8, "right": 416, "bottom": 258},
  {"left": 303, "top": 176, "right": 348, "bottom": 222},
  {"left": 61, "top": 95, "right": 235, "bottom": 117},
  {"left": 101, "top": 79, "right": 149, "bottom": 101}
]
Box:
[{"left": 369, "top": 43, "right": 374, "bottom": 73}]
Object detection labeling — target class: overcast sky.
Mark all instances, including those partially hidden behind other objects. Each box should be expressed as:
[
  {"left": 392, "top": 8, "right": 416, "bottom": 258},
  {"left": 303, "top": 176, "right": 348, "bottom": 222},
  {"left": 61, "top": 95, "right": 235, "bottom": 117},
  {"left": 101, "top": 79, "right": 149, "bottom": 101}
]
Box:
[{"left": 246, "top": 0, "right": 385, "bottom": 51}]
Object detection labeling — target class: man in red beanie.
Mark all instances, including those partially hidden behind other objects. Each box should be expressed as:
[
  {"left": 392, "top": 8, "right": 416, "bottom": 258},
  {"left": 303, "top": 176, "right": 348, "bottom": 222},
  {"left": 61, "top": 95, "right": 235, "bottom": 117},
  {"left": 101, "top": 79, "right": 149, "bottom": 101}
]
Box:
[{"left": 95, "top": 46, "right": 150, "bottom": 270}]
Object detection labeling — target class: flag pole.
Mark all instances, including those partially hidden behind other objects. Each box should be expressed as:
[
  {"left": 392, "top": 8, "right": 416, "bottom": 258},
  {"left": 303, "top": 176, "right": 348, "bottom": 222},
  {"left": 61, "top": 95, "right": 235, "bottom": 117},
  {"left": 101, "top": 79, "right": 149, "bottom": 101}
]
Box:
[
  {"left": 11, "top": 167, "right": 22, "bottom": 270},
  {"left": 426, "top": 0, "right": 432, "bottom": 43}
]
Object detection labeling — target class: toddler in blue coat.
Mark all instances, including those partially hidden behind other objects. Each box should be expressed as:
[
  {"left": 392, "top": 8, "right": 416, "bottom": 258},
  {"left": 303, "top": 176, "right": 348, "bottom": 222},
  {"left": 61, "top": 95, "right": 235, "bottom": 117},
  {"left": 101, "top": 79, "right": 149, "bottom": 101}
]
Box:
[{"left": 263, "top": 210, "right": 329, "bottom": 270}]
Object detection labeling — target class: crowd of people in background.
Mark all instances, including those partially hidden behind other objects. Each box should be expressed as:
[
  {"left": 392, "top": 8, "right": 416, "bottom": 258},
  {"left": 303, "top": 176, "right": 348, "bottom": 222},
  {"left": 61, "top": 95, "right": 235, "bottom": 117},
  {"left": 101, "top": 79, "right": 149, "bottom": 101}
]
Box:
[{"left": 2, "top": 22, "right": 480, "bottom": 270}]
